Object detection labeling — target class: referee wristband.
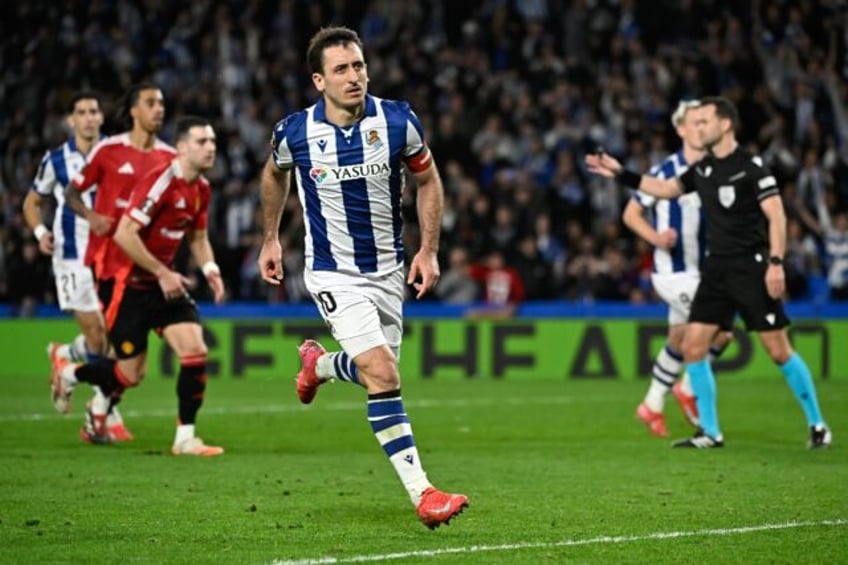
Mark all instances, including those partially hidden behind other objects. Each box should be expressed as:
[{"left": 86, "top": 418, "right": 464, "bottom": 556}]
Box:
[
  {"left": 201, "top": 261, "right": 221, "bottom": 278},
  {"left": 34, "top": 224, "right": 49, "bottom": 242},
  {"left": 617, "top": 169, "right": 642, "bottom": 189}
]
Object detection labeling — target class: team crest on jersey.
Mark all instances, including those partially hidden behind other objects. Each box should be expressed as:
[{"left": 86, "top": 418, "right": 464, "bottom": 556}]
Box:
[
  {"left": 365, "top": 129, "right": 383, "bottom": 150},
  {"left": 310, "top": 168, "right": 328, "bottom": 184},
  {"left": 718, "top": 185, "right": 736, "bottom": 208},
  {"left": 121, "top": 341, "right": 134, "bottom": 355}
]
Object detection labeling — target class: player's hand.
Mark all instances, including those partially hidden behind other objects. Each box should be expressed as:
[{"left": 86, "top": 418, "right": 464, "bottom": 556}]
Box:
[
  {"left": 88, "top": 213, "right": 113, "bottom": 236},
  {"left": 585, "top": 151, "right": 623, "bottom": 179},
  {"left": 37, "top": 232, "right": 54, "bottom": 255},
  {"left": 258, "top": 238, "right": 284, "bottom": 285},
  {"left": 207, "top": 272, "right": 226, "bottom": 304},
  {"left": 408, "top": 248, "right": 440, "bottom": 299},
  {"left": 655, "top": 228, "right": 678, "bottom": 250},
  {"left": 765, "top": 264, "right": 785, "bottom": 299},
  {"left": 157, "top": 268, "right": 191, "bottom": 301}
]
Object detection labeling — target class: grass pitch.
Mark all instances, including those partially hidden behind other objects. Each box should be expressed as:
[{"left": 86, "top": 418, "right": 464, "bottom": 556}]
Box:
[{"left": 0, "top": 370, "right": 845, "bottom": 564}]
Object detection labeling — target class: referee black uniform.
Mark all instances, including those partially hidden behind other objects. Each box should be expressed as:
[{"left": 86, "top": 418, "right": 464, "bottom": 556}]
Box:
[{"left": 677, "top": 145, "right": 790, "bottom": 332}]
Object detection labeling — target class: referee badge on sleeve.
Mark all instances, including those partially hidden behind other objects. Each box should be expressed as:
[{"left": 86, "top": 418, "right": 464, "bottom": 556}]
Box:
[{"left": 718, "top": 185, "right": 736, "bottom": 208}]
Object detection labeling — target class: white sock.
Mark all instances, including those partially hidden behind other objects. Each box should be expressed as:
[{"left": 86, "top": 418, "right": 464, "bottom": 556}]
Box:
[
  {"left": 680, "top": 371, "right": 694, "bottom": 395},
  {"left": 174, "top": 424, "right": 195, "bottom": 445},
  {"left": 315, "top": 354, "right": 334, "bottom": 381},
  {"left": 644, "top": 380, "right": 669, "bottom": 413},
  {"left": 71, "top": 334, "right": 89, "bottom": 362}
]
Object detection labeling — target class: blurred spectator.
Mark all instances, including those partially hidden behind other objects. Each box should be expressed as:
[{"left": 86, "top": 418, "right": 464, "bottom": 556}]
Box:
[
  {"left": 468, "top": 250, "right": 525, "bottom": 306},
  {"left": 434, "top": 246, "right": 478, "bottom": 305}
]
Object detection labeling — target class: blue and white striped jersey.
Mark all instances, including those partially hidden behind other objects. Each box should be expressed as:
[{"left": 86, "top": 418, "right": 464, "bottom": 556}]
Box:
[
  {"left": 31, "top": 137, "right": 96, "bottom": 262},
  {"left": 633, "top": 149, "right": 706, "bottom": 274},
  {"left": 271, "top": 95, "right": 427, "bottom": 276}
]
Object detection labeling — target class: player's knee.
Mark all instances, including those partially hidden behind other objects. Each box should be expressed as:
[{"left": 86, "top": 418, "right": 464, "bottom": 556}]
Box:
[
  {"left": 681, "top": 339, "right": 709, "bottom": 363},
  {"left": 360, "top": 355, "right": 399, "bottom": 389}
]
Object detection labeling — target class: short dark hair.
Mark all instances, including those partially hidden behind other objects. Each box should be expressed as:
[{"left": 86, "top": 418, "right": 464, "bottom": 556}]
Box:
[
  {"left": 125, "top": 81, "right": 161, "bottom": 112},
  {"left": 175, "top": 116, "right": 211, "bottom": 141},
  {"left": 700, "top": 96, "right": 740, "bottom": 133},
  {"left": 306, "top": 26, "right": 363, "bottom": 75},
  {"left": 68, "top": 90, "right": 101, "bottom": 113}
]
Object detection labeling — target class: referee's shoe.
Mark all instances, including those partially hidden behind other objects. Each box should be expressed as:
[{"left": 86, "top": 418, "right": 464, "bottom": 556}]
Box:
[
  {"left": 672, "top": 429, "right": 724, "bottom": 449},
  {"left": 808, "top": 424, "right": 832, "bottom": 449}
]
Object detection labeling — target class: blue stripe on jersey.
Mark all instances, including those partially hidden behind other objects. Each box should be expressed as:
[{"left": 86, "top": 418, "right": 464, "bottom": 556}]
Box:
[
  {"left": 383, "top": 102, "right": 407, "bottom": 263},
  {"left": 335, "top": 125, "right": 378, "bottom": 273},
  {"left": 668, "top": 199, "right": 684, "bottom": 271},
  {"left": 49, "top": 148, "right": 78, "bottom": 260},
  {"left": 289, "top": 114, "right": 337, "bottom": 271}
]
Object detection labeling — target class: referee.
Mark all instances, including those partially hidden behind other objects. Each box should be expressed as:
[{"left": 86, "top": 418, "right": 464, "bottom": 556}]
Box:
[{"left": 586, "top": 96, "right": 831, "bottom": 449}]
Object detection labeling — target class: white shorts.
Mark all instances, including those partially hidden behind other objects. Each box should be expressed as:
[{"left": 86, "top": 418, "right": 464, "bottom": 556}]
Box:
[
  {"left": 52, "top": 259, "right": 100, "bottom": 313},
  {"left": 651, "top": 272, "right": 701, "bottom": 326},
  {"left": 303, "top": 268, "right": 404, "bottom": 359}
]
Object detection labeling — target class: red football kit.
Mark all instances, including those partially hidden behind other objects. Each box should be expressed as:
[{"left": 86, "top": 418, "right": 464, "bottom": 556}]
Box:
[
  {"left": 124, "top": 159, "right": 211, "bottom": 287},
  {"left": 70, "top": 133, "right": 176, "bottom": 280}
]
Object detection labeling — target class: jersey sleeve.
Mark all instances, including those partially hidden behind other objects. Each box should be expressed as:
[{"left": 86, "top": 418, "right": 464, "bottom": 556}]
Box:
[
  {"left": 401, "top": 105, "right": 433, "bottom": 173},
  {"left": 749, "top": 155, "right": 780, "bottom": 202},
  {"left": 677, "top": 165, "right": 697, "bottom": 194},
  {"left": 31, "top": 151, "right": 56, "bottom": 195},
  {"left": 70, "top": 146, "right": 103, "bottom": 192},
  {"left": 192, "top": 183, "right": 210, "bottom": 231},
  {"left": 270, "top": 116, "right": 295, "bottom": 169},
  {"left": 126, "top": 168, "right": 169, "bottom": 227}
]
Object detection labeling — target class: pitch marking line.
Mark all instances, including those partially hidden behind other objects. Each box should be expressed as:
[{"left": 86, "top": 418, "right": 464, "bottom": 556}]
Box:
[
  {"left": 269, "top": 519, "right": 848, "bottom": 564},
  {"left": 0, "top": 395, "right": 581, "bottom": 423}
]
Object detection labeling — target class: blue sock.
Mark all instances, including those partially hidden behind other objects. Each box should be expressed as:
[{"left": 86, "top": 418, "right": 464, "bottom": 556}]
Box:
[
  {"left": 367, "top": 390, "right": 430, "bottom": 504},
  {"left": 330, "top": 352, "right": 359, "bottom": 384},
  {"left": 686, "top": 359, "right": 721, "bottom": 439},
  {"left": 779, "top": 353, "right": 824, "bottom": 427}
]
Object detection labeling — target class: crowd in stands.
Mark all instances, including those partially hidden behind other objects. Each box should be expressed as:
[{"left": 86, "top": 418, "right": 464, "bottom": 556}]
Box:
[{"left": 2, "top": 0, "right": 847, "bottom": 314}]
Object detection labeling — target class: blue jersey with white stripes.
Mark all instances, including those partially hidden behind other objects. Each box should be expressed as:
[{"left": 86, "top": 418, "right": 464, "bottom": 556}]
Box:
[
  {"left": 31, "top": 137, "right": 96, "bottom": 261},
  {"left": 632, "top": 150, "right": 706, "bottom": 274},
  {"left": 271, "top": 95, "right": 426, "bottom": 276}
]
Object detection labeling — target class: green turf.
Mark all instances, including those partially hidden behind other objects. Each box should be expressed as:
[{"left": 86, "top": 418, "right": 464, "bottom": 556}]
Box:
[{"left": 0, "top": 372, "right": 845, "bottom": 564}]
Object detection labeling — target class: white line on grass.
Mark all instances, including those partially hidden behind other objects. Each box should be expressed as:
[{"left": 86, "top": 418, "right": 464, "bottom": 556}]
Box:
[
  {"left": 269, "top": 518, "right": 848, "bottom": 565},
  {"left": 0, "top": 395, "right": 580, "bottom": 423}
]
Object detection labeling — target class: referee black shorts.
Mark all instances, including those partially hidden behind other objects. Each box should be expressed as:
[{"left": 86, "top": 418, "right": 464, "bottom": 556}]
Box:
[
  {"left": 108, "top": 285, "right": 200, "bottom": 359},
  {"left": 689, "top": 253, "right": 790, "bottom": 332}
]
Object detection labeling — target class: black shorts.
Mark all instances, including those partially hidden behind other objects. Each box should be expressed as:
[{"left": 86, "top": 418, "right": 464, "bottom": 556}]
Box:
[
  {"left": 108, "top": 285, "right": 200, "bottom": 359},
  {"left": 97, "top": 278, "right": 115, "bottom": 313},
  {"left": 690, "top": 253, "right": 790, "bottom": 332}
]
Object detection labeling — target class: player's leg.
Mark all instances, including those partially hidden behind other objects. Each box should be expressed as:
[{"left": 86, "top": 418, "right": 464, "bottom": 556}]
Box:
[
  {"left": 161, "top": 306, "right": 222, "bottom": 456},
  {"left": 637, "top": 324, "right": 685, "bottom": 437},
  {"left": 676, "top": 321, "right": 723, "bottom": 446}
]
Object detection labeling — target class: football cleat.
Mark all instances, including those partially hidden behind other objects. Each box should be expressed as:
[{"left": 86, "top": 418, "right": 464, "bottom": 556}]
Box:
[
  {"left": 808, "top": 424, "right": 832, "bottom": 449},
  {"left": 672, "top": 380, "right": 700, "bottom": 428},
  {"left": 79, "top": 401, "right": 113, "bottom": 445},
  {"left": 636, "top": 403, "right": 669, "bottom": 437},
  {"left": 106, "top": 408, "right": 134, "bottom": 442},
  {"left": 296, "top": 339, "right": 327, "bottom": 404},
  {"left": 416, "top": 487, "right": 469, "bottom": 530},
  {"left": 171, "top": 437, "right": 224, "bottom": 456},
  {"left": 672, "top": 433, "right": 724, "bottom": 449},
  {"left": 49, "top": 356, "right": 75, "bottom": 414}
]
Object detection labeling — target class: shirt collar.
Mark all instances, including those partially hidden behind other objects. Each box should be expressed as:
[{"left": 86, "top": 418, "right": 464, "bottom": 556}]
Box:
[{"left": 313, "top": 94, "right": 377, "bottom": 124}]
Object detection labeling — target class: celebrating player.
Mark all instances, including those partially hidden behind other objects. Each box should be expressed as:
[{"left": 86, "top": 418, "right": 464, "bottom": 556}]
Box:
[{"left": 257, "top": 26, "right": 468, "bottom": 527}]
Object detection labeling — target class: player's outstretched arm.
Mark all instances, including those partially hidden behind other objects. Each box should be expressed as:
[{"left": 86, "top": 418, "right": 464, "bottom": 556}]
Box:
[
  {"left": 189, "top": 229, "right": 225, "bottom": 304},
  {"left": 408, "top": 160, "right": 444, "bottom": 299},
  {"left": 257, "top": 156, "right": 291, "bottom": 285},
  {"left": 585, "top": 151, "right": 683, "bottom": 200}
]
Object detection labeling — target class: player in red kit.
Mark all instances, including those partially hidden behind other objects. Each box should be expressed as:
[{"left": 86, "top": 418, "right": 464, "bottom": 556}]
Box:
[
  {"left": 50, "top": 117, "right": 225, "bottom": 455},
  {"left": 58, "top": 82, "right": 176, "bottom": 442}
]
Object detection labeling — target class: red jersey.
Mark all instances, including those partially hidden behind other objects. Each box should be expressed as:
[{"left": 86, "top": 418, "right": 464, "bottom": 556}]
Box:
[
  {"left": 71, "top": 133, "right": 176, "bottom": 279},
  {"left": 124, "top": 159, "right": 211, "bottom": 287}
]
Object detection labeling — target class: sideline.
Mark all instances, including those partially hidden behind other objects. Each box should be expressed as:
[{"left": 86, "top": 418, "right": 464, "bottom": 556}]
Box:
[{"left": 269, "top": 519, "right": 848, "bottom": 564}]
